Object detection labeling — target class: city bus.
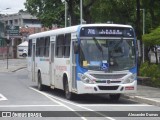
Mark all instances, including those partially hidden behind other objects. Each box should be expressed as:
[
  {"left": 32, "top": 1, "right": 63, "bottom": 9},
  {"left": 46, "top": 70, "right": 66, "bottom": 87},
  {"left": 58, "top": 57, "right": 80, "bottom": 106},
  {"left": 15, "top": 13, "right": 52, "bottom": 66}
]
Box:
[{"left": 27, "top": 24, "right": 137, "bottom": 100}]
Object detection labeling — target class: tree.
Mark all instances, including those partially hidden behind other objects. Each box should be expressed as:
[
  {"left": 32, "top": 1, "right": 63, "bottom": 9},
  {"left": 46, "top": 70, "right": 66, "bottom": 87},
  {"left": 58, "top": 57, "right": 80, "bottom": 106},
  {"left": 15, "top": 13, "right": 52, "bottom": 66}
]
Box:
[
  {"left": 90, "top": 0, "right": 136, "bottom": 25},
  {"left": 83, "top": 0, "right": 96, "bottom": 23},
  {"left": 65, "top": 0, "right": 79, "bottom": 25},
  {"left": 140, "top": 0, "right": 160, "bottom": 63},
  {"left": 148, "top": 0, "right": 160, "bottom": 28},
  {"left": 24, "top": 0, "right": 98, "bottom": 27},
  {"left": 142, "top": 0, "right": 160, "bottom": 33},
  {"left": 142, "top": 26, "right": 160, "bottom": 64},
  {"left": 24, "top": 0, "right": 64, "bottom": 27},
  {"left": 65, "top": 0, "right": 96, "bottom": 25}
]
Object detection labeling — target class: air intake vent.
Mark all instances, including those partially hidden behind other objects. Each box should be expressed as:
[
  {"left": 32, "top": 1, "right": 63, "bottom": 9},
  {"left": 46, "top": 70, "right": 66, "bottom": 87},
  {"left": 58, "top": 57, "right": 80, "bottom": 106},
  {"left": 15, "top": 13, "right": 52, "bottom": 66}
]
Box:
[{"left": 98, "top": 86, "right": 119, "bottom": 90}]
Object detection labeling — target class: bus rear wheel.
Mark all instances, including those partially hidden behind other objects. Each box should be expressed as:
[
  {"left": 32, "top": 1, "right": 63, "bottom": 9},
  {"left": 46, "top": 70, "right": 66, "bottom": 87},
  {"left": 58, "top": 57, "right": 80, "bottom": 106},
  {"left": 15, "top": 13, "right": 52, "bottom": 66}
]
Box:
[
  {"left": 64, "top": 81, "right": 73, "bottom": 100},
  {"left": 109, "top": 94, "right": 121, "bottom": 101},
  {"left": 38, "top": 72, "right": 45, "bottom": 91}
]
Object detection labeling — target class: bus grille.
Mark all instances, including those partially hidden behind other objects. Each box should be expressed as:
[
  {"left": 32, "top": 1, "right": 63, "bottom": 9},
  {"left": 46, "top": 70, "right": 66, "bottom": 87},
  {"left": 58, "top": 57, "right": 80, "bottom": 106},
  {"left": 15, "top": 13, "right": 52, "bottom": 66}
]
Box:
[
  {"left": 95, "top": 81, "right": 121, "bottom": 83},
  {"left": 98, "top": 86, "right": 119, "bottom": 90},
  {"left": 91, "top": 74, "right": 126, "bottom": 79},
  {"left": 110, "top": 81, "right": 121, "bottom": 83}
]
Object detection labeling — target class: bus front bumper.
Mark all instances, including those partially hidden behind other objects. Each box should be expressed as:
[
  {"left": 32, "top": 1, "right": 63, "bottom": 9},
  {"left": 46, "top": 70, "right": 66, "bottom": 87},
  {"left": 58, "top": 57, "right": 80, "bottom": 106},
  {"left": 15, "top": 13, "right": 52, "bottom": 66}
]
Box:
[{"left": 76, "top": 81, "right": 137, "bottom": 94}]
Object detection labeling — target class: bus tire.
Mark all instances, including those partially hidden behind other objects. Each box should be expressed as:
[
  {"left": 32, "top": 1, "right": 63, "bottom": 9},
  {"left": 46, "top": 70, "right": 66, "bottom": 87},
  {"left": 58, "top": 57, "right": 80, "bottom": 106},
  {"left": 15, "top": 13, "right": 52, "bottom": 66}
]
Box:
[
  {"left": 37, "top": 72, "right": 45, "bottom": 91},
  {"left": 64, "top": 80, "right": 73, "bottom": 100},
  {"left": 109, "top": 94, "right": 121, "bottom": 101}
]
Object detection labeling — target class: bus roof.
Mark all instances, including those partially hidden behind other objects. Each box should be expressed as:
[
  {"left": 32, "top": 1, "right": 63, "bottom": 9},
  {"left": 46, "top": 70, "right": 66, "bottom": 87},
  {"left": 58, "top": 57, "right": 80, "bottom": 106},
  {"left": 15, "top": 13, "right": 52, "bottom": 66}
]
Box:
[{"left": 28, "top": 24, "right": 133, "bottom": 39}]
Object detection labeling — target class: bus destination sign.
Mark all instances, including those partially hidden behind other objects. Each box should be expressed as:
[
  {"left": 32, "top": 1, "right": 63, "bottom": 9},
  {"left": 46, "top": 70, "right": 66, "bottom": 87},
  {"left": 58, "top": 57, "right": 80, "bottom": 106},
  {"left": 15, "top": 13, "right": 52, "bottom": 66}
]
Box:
[{"left": 80, "top": 27, "right": 134, "bottom": 37}]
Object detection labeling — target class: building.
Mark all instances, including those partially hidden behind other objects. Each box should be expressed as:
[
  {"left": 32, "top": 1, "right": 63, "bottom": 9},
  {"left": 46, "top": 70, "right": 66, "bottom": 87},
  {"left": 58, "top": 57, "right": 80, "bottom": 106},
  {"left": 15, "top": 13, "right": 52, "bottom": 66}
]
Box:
[
  {"left": 0, "top": 21, "right": 7, "bottom": 59},
  {"left": 0, "top": 11, "right": 42, "bottom": 58}
]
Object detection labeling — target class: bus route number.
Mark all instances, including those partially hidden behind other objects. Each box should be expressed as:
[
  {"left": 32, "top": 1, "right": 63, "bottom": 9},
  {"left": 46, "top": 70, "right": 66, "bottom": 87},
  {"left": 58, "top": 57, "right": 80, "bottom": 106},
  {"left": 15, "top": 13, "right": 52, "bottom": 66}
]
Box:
[{"left": 88, "top": 29, "right": 95, "bottom": 35}]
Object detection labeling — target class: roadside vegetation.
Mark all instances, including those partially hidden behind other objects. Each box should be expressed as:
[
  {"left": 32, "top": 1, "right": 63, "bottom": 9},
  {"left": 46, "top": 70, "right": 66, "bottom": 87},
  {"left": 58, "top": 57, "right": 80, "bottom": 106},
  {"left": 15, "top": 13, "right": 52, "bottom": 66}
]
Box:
[{"left": 140, "top": 62, "right": 160, "bottom": 87}]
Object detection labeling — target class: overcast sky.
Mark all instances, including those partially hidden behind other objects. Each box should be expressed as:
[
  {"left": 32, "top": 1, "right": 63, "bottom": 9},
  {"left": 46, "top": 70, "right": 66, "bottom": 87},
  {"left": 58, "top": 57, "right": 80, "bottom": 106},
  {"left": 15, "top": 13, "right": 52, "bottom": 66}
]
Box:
[{"left": 0, "top": 0, "right": 26, "bottom": 14}]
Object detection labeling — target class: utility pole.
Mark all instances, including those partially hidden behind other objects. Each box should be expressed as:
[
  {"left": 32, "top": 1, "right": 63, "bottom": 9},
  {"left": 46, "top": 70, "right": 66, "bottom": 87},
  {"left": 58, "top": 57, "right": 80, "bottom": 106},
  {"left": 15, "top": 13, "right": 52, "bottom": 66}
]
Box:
[
  {"left": 0, "top": 8, "right": 11, "bottom": 68},
  {"left": 5, "top": 36, "right": 10, "bottom": 69},
  {"left": 65, "top": 1, "right": 67, "bottom": 27},
  {"left": 80, "top": 0, "right": 83, "bottom": 24}
]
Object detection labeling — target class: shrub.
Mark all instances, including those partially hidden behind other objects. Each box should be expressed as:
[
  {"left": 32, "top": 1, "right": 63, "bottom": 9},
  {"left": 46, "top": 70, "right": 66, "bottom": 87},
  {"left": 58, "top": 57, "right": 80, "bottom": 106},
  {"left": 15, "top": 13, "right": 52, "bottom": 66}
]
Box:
[{"left": 140, "top": 62, "right": 160, "bottom": 87}]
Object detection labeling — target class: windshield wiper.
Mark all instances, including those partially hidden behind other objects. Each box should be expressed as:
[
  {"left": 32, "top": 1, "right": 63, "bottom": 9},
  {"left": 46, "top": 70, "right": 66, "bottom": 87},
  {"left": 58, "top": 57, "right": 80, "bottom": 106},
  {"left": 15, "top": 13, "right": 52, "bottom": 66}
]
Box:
[
  {"left": 110, "top": 38, "right": 123, "bottom": 51},
  {"left": 93, "top": 37, "right": 104, "bottom": 59}
]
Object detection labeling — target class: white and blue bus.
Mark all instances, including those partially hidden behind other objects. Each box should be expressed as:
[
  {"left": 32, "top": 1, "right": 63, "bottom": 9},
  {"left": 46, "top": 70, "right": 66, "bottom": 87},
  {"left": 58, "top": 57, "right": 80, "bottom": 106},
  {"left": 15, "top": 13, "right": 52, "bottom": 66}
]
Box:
[{"left": 28, "top": 24, "right": 137, "bottom": 100}]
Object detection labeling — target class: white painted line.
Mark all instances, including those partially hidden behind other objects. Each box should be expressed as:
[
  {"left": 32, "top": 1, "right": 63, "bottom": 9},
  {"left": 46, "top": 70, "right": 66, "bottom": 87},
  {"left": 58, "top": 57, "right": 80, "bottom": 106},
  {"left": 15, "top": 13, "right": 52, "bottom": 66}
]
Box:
[
  {"left": 29, "top": 87, "right": 87, "bottom": 120},
  {"left": 0, "top": 94, "right": 8, "bottom": 101},
  {"left": 79, "top": 104, "right": 153, "bottom": 107},
  {"left": 30, "top": 87, "right": 115, "bottom": 120},
  {"left": 0, "top": 105, "right": 62, "bottom": 107},
  {"left": 48, "top": 95, "right": 115, "bottom": 120}
]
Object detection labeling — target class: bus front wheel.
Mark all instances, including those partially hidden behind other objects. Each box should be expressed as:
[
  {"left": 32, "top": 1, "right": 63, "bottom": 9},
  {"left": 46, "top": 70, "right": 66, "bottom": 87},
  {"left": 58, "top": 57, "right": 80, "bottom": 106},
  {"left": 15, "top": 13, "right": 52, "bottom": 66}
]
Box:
[
  {"left": 64, "top": 81, "right": 73, "bottom": 100},
  {"left": 38, "top": 72, "right": 45, "bottom": 91},
  {"left": 109, "top": 94, "right": 121, "bottom": 101}
]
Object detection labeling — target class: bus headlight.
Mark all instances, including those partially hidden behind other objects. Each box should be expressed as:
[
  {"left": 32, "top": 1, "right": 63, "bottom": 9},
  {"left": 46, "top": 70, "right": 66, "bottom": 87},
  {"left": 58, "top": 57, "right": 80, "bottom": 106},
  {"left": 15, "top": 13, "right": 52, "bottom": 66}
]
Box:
[
  {"left": 123, "top": 74, "right": 136, "bottom": 84},
  {"left": 79, "top": 74, "right": 94, "bottom": 84}
]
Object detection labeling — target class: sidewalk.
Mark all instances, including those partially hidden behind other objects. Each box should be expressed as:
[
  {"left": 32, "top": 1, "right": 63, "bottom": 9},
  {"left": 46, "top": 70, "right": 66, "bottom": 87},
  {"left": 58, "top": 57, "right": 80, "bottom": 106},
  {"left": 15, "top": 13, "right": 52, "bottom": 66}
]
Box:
[
  {"left": 124, "top": 85, "right": 160, "bottom": 107},
  {"left": 0, "top": 58, "right": 27, "bottom": 72},
  {"left": 0, "top": 59, "right": 160, "bottom": 107}
]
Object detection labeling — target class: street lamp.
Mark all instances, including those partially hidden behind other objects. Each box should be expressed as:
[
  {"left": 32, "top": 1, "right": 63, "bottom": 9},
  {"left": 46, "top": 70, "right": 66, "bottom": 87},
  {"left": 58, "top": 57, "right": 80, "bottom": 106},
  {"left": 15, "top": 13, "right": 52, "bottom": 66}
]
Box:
[
  {"left": 140, "top": 9, "right": 145, "bottom": 62},
  {"left": 140, "top": 9, "right": 145, "bottom": 35},
  {"left": 80, "top": 0, "right": 83, "bottom": 24},
  {"left": 65, "top": 1, "right": 67, "bottom": 27},
  {"left": 65, "top": 0, "right": 84, "bottom": 26},
  {"left": 64, "top": 1, "right": 71, "bottom": 27}
]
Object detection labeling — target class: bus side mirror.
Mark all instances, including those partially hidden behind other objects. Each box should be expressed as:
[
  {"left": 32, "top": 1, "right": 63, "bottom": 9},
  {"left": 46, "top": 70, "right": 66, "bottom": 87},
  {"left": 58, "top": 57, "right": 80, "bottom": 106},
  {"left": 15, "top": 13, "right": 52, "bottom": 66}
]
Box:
[{"left": 74, "top": 42, "right": 79, "bottom": 54}]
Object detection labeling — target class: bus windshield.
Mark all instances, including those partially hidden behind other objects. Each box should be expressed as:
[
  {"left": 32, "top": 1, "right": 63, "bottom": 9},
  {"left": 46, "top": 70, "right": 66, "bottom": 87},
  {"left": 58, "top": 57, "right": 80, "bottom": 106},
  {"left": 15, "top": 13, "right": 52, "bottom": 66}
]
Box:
[{"left": 79, "top": 38, "right": 136, "bottom": 71}]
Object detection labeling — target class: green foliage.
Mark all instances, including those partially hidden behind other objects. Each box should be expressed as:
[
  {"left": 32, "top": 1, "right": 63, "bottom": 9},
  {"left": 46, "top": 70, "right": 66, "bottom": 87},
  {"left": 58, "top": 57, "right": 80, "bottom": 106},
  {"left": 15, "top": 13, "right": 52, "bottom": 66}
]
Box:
[
  {"left": 142, "top": 26, "right": 160, "bottom": 46},
  {"left": 24, "top": 0, "right": 64, "bottom": 27},
  {"left": 24, "top": 0, "right": 160, "bottom": 32},
  {"left": 91, "top": 0, "right": 136, "bottom": 25},
  {"left": 140, "top": 62, "right": 160, "bottom": 87}
]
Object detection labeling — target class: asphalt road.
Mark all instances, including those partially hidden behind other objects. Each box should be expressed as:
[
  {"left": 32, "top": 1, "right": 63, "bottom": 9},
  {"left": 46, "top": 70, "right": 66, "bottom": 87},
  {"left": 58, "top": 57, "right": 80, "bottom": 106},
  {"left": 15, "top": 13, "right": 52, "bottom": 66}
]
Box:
[{"left": 0, "top": 68, "right": 160, "bottom": 120}]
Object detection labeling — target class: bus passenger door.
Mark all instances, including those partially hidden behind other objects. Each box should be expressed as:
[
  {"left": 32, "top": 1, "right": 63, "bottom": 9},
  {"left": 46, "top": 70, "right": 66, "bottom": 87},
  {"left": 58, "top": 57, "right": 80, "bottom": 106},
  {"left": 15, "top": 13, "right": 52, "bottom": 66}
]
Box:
[
  {"left": 32, "top": 44, "right": 36, "bottom": 82},
  {"left": 50, "top": 42, "right": 55, "bottom": 86},
  {"left": 71, "top": 41, "right": 77, "bottom": 90}
]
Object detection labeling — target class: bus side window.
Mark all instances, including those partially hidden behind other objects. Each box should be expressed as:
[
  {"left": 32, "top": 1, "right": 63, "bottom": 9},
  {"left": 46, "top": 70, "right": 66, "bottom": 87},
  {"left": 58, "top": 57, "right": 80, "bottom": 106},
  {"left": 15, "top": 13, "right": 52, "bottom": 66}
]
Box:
[
  {"left": 56, "top": 34, "right": 64, "bottom": 58},
  {"left": 64, "top": 33, "right": 71, "bottom": 58},
  {"left": 44, "top": 36, "right": 50, "bottom": 57},
  {"left": 28, "top": 39, "right": 32, "bottom": 57},
  {"left": 40, "top": 37, "right": 45, "bottom": 57},
  {"left": 36, "top": 38, "right": 40, "bottom": 56},
  {"left": 36, "top": 37, "right": 45, "bottom": 57}
]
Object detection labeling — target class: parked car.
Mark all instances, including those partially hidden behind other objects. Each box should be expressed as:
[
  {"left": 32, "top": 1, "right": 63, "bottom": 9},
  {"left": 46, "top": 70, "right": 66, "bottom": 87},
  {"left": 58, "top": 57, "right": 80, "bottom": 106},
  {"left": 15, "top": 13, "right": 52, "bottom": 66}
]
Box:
[{"left": 22, "top": 49, "right": 28, "bottom": 57}]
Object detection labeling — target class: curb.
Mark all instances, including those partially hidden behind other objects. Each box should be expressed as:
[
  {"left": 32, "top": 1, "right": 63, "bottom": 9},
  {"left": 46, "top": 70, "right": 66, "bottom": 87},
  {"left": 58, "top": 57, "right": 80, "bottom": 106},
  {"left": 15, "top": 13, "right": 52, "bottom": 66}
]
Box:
[
  {"left": 122, "top": 94, "right": 160, "bottom": 107},
  {"left": 11, "top": 67, "right": 27, "bottom": 72},
  {"left": 0, "top": 66, "right": 27, "bottom": 73}
]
